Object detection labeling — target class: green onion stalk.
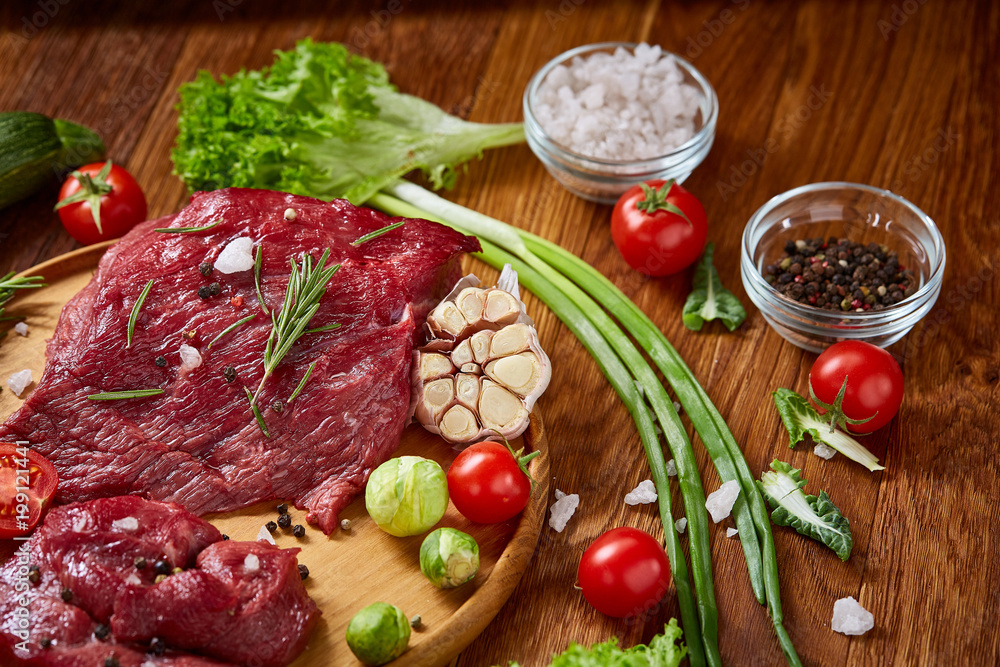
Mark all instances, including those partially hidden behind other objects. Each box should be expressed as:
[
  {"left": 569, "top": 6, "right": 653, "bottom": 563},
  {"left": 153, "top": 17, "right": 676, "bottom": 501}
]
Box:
[{"left": 372, "top": 184, "right": 802, "bottom": 667}]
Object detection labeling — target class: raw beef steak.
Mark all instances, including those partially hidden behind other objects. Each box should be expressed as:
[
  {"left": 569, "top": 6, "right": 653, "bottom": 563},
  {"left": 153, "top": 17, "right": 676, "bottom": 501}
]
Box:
[
  {"left": 0, "top": 496, "right": 318, "bottom": 666},
  {"left": 0, "top": 188, "right": 480, "bottom": 533}
]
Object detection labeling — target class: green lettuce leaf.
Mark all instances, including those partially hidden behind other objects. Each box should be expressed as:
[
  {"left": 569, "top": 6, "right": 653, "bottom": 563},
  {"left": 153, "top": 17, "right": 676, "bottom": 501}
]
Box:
[
  {"left": 503, "top": 619, "right": 686, "bottom": 667},
  {"left": 681, "top": 243, "right": 746, "bottom": 332},
  {"left": 757, "top": 459, "right": 853, "bottom": 561},
  {"left": 171, "top": 39, "right": 524, "bottom": 205},
  {"left": 772, "top": 388, "right": 885, "bottom": 472}
]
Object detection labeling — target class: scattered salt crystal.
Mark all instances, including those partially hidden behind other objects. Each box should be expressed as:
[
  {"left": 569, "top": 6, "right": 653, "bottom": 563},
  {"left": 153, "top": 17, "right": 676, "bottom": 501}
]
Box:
[
  {"left": 179, "top": 344, "right": 202, "bottom": 371},
  {"left": 14, "top": 322, "right": 28, "bottom": 336},
  {"left": 126, "top": 573, "right": 142, "bottom": 586},
  {"left": 624, "top": 480, "right": 657, "bottom": 505},
  {"left": 726, "top": 528, "right": 739, "bottom": 538},
  {"left": 674, "top": 401, "right": 682, "bottom": 415},
  {"left": 244, "top": 553, "right": 260, "bottom": 573},
  {"left": 814, "top": 443, "right": 837, "bottom": 460},
  {"left": 6, "top": 369, "right": 32, "bottom": 397},
  {"left": 549, "top": 489, "right": 579, "bottom": 532},
  {"left": 705, "top": 480, "right": 741, "bottom": 523},
  {"left": 72, "top": 516, "right": 88, "bottom": 533},
  {"left": 215, "top": 237, "right": 255, "bottom": 274},
  {"left": 535, "top": 43, "right": 700, "bottom": 160},
  {"left": 111, "top": 517, "right": 139, "bottom": 532},
  {"left": 665, "top": 459, "right": 677, "bottom": 477},
  {"left": 831, "top": 596, "right": 875, "bottom": 636},
  {"left": 257, "top": 525, "right": 275, "bottom": 545},
  {"left": 675, "top": 517, "right": 687, "bottom": 534}
]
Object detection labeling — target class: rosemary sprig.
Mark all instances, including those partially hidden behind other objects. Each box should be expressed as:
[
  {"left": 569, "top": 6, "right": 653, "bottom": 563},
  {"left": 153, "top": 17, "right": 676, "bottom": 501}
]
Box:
[
  {"left": 245, "top": 387, "right": 270, "bottom": 437},
  {"left": 252, "top": 249, "right": 340, "bottom": 405},
  {"left": 303, "top": 323, "right": 341, "bottom": 335},
  {"left": 254, "top": 245, "right": 269, "bottom": 315},
  {"left": 207, "top": 314, "right": 256, "bottom": 349},
  {"left": 154, "top": 219, "right": 223, "bottom": 234},
  {"left": 0, "top": 273, "right": 45, "bottom": 345},
  {"left": 87, "top": 388, "right": 164, "bottom": 400},
  {"left": 351, "top": 221, "right": 405, "bottom": 246},
  {"left": 127, "top": 279, "right": 154, "bottom": 348},
  {"left": 287, "top": 361, "right": 317, "bottom": 404}
]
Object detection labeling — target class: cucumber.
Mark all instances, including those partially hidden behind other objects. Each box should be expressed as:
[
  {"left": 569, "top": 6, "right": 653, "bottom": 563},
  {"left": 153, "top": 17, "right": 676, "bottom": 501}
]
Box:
[{"left": 0, "top": 112, "right": 105, "bottom": 211}]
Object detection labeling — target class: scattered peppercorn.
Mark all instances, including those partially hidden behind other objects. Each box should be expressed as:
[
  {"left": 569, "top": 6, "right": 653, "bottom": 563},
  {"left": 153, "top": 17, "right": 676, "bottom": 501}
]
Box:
[
  {"left": 284, "top": 208, "right": 298, "bottom": 221},
  {"left": 292, "top": 524, "right": 305, "bottom": 538},
  {"left": 153, "top": 559, "right": 171, "bottom": 576},
  {"left": 277, "top": 503, "right": 289, "bottom": 515},
  {"left": 277, "top": 513, "right": 292, "bottom": 529},
  {"left": 222, "top": 534, "right": 230, "bottom": 541},
  {"left": 171, "top": 567, "right": 183, "bottom": 575},
  {"left": 40, "top": 637, "right": 52, "bottom": 649},
  {"left": 762, "top": 237, "right": 916, "bottom": 312},
  {"left": 27, "top": 565, "right": 40, "bottom": 585},
  {"left": 60, "top": 588, "right": 73, "bottom": 602},
  {"left": 134, "top": 556, "right": 147, "bottom": 570},
  {"left": 95, "top": 624, "right": 110, "bottom": 641},
  {"left": 266, "top": 521, "right": 278, "bottom": 533},
  {"left": 154, "top": 356, "right": 167, "bottom": 368},
  {"left": 150, "top": 637, "right": 166, "bottom": 656},
  {"left": 154, "top": 574, "right": 168, "bottom": 584},
  {"left": 105, "top": 655, "right": 120, "bottom": 667},
  {"left": 199, "top": 262, "right": 213, "bottom": 277},
  {"left": 223, "top": 366, "right": 237, "bottom": 383},
  {"left": 271, "top": 400, "right": 284, "bottom": 414},
  {"left": 197, "top": 285, "right": 213, "bottom": 299},
  {"left": 340, "top": 519, "right": 352, "bottom": 531},
  {"left": 410, "top": 614, "right": 422, "bottom": 629},
  {"left": 183, "top": 330, "right": 197, "bottom": 339},
  {"left": 298, "top": 564, "right": 309, "bottom": 580}
]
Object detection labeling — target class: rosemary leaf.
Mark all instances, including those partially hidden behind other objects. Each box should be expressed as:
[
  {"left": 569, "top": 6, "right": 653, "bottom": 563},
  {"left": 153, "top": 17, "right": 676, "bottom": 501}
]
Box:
[
  {"left": 87, "top": 389, "right": 164, "bottom": 400},
  {"left": 154, "top": 219, "right": 223, "bottom": 234},
  {"left": 207, "top": 314, "right": 256, "bottom": 349},
  {"left": 254, "top": 245, "right": 269, "bottom": 315},
  {"left": 288, "top": 361, "right": 317, "bottom": 404},
  {"left": 303, "top": 323, "right": 341, "bottom": 335},
  {"left": 127, "top": 279, "right": 154, "bottom": 348},
  {"left": 351, "top": 221, "right": 405, "bottom": 246},
  {"left": 245, "top": 387, "right": 270, "bottom": 438}
]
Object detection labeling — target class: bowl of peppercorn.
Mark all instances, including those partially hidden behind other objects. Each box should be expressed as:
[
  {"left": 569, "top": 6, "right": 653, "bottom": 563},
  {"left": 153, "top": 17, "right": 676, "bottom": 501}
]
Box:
[{"left": 741, "top": 182, "right": 946, "bottom": 352}]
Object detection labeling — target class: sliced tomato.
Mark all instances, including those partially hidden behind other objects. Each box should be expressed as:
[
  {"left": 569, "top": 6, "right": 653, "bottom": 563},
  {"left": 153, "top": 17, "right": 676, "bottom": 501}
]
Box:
[{"left": 0, "top": 443, "right": 58, "bottom": 538}]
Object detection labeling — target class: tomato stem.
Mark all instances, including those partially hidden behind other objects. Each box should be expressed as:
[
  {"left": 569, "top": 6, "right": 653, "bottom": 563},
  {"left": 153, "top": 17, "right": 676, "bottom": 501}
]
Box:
[
  {"left": 635, "top": 180, "right": 692, "bottom": 225},
  {"left": 808, "top": 375, "right": 877, "bottom": 433},
  {"left": 493, "top": 429, "right": 541, "bottom": 494},
  {"left": 53, "top": 160, "right": 114, "bottom": 235}
]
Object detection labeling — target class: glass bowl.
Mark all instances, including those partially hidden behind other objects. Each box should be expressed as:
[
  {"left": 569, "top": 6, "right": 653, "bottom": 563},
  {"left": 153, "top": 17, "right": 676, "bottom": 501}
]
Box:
[
  {"left": 522, "top": 42, "right": 718, "bottom": 204},
  {"left": 741, "top": 182, "right": 946, "bottom": 353}
]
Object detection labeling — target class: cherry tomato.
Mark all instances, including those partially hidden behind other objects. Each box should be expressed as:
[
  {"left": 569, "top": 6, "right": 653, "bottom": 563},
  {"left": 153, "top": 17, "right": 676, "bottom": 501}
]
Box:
[
  {"left": 447, "top": 441, "right": 536, "bottom": 524},
  {"left": 55, "top": 160, "right": 147, "bottom": 245},
  {"left": 578, "top": 526, "right": 671, "bottom": 618},
  {"left": 0, "top": 443, "right": 58, "bottom": 539},
  {"left": 810, "top": 341, "right": 904, "bottom": 434},
  {"left": 610, "top": 179, "right": 708, "bottom": 277}
]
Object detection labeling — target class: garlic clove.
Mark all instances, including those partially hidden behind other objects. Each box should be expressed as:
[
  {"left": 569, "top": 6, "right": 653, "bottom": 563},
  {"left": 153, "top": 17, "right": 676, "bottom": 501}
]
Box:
[
  {"left": 478, "top": 380, "right": 530, "bottom": 437},
  {"left": 438, "top": 405, "right": 481, "bottom": 443},
  {"left": 484, "top": 351, "right": 544, "bottom": 398}
]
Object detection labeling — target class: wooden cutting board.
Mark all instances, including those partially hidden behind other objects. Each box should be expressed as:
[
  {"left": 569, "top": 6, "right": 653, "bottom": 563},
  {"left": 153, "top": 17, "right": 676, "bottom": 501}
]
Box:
[{"left": 0, "top": 242, "right": 550, "bottom": 666}]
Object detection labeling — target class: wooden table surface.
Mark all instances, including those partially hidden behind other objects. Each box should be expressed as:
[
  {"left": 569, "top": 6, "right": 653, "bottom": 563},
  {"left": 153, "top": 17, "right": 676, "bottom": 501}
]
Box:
[{"left": 1, "top": 1, "right": 997, "bottom": 665}]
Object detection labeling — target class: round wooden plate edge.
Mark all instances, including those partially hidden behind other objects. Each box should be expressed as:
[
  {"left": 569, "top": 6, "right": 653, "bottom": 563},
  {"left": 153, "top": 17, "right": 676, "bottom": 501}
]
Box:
[{"left": 11, "top": 241, "right": 553, "bottom": 667}]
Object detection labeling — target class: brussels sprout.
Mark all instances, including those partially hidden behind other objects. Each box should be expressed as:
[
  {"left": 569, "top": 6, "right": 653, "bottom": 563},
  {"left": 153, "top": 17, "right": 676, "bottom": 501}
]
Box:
[
  {"left": 365, "top": 456, "right": 448, "bottom": 537},
  {"left": 346, "top": 602, "right": 410, "bottom": 665},
  {"left": 420, "top": 527, "right": 480, "bottom": 588}
]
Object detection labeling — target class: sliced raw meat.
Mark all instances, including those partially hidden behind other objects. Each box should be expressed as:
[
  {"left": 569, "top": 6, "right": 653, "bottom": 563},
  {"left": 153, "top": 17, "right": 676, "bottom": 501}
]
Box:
[
  {"left": 0, "top": 497, "right": 318, "bottom": 666},
  {"left": 0, "top": 188, "right": 480, "bottom": 533}
]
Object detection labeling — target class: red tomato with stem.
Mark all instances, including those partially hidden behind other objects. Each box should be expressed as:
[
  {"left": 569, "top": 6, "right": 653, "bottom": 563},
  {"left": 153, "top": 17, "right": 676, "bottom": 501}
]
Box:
[
  {"left": 0, "top": 443, "right": 58, "bottom": 538},
  {"left": 809, "top": 340, "right": 904, "bottom": 434},
  {"left": 447, "top": 440, "right": 539, "bottom": 524},
  {"left": 55, "top": 160, "right": 147, "bottom": 245},
  {"left": 578, "top": 526, "right": 671, "bottom": 618},
  {"left": 610, "top": 179, "right": 708, "bottom": 277}
]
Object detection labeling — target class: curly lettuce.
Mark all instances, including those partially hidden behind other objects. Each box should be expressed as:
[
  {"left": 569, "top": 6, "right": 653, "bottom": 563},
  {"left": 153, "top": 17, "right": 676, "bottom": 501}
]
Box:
[
  {"left": 505, "top": 619, "right": 686, "bottom": 667},
  {"left": 172, "top": 39, "right": 524, "bottom": 205}
]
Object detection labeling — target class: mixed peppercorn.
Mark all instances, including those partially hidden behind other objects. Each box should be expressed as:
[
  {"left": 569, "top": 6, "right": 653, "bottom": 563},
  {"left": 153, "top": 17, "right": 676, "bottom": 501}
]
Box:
[{"left": 763, "top": 237, "right": 916, "bottom": 312}]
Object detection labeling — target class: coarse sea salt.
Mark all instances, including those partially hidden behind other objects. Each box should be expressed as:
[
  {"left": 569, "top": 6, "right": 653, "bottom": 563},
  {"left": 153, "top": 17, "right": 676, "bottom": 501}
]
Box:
[
  {"left": 675, "top": 517, "right": 687, "bottom": 534},
  {"left": 665, "top": 459, "right": 677, "bottom": 477},
  {"left": 257, "top": 525, "right": 276, "bottom": 545},
  {"left": 179, "top": 344, "right": 203, "bottom": 371},
  {"left": 814, "top": 443, "right": 837, "bottom": 460},
  {"left": 726, "top": 527, "right": 739, "bottom": 538},
  {"left": 126, "top": 573, "right": 142, "bottom": 586},
  {"left": 549, "top": 489, "right": 580, "bottom": 532},
  {"left": 6, "top": 369, "right": 32, "bottom": 396},
  {"left": 111, "top": 516, "right": 139, "bottom": 532},
  {"left": 215, "top": 237, "right": 255, "bottom": 274},
  {"left": 705, "top": 479, "right": 740, "bottom": 523},
  {"left": 14, "top": 322, "right": 28, "bottom": 336},
  {"left": 244, "top": 553, "right": 260, "bottom": 573},
  {"left": 624, "top": 479, "right": 657, "bottom": 505},
  {"left": 534, "top": 43, "right": 701, "bottom": 160},
  {"left": 831, "top": 596, "right": 875, "bottom": 636}
]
